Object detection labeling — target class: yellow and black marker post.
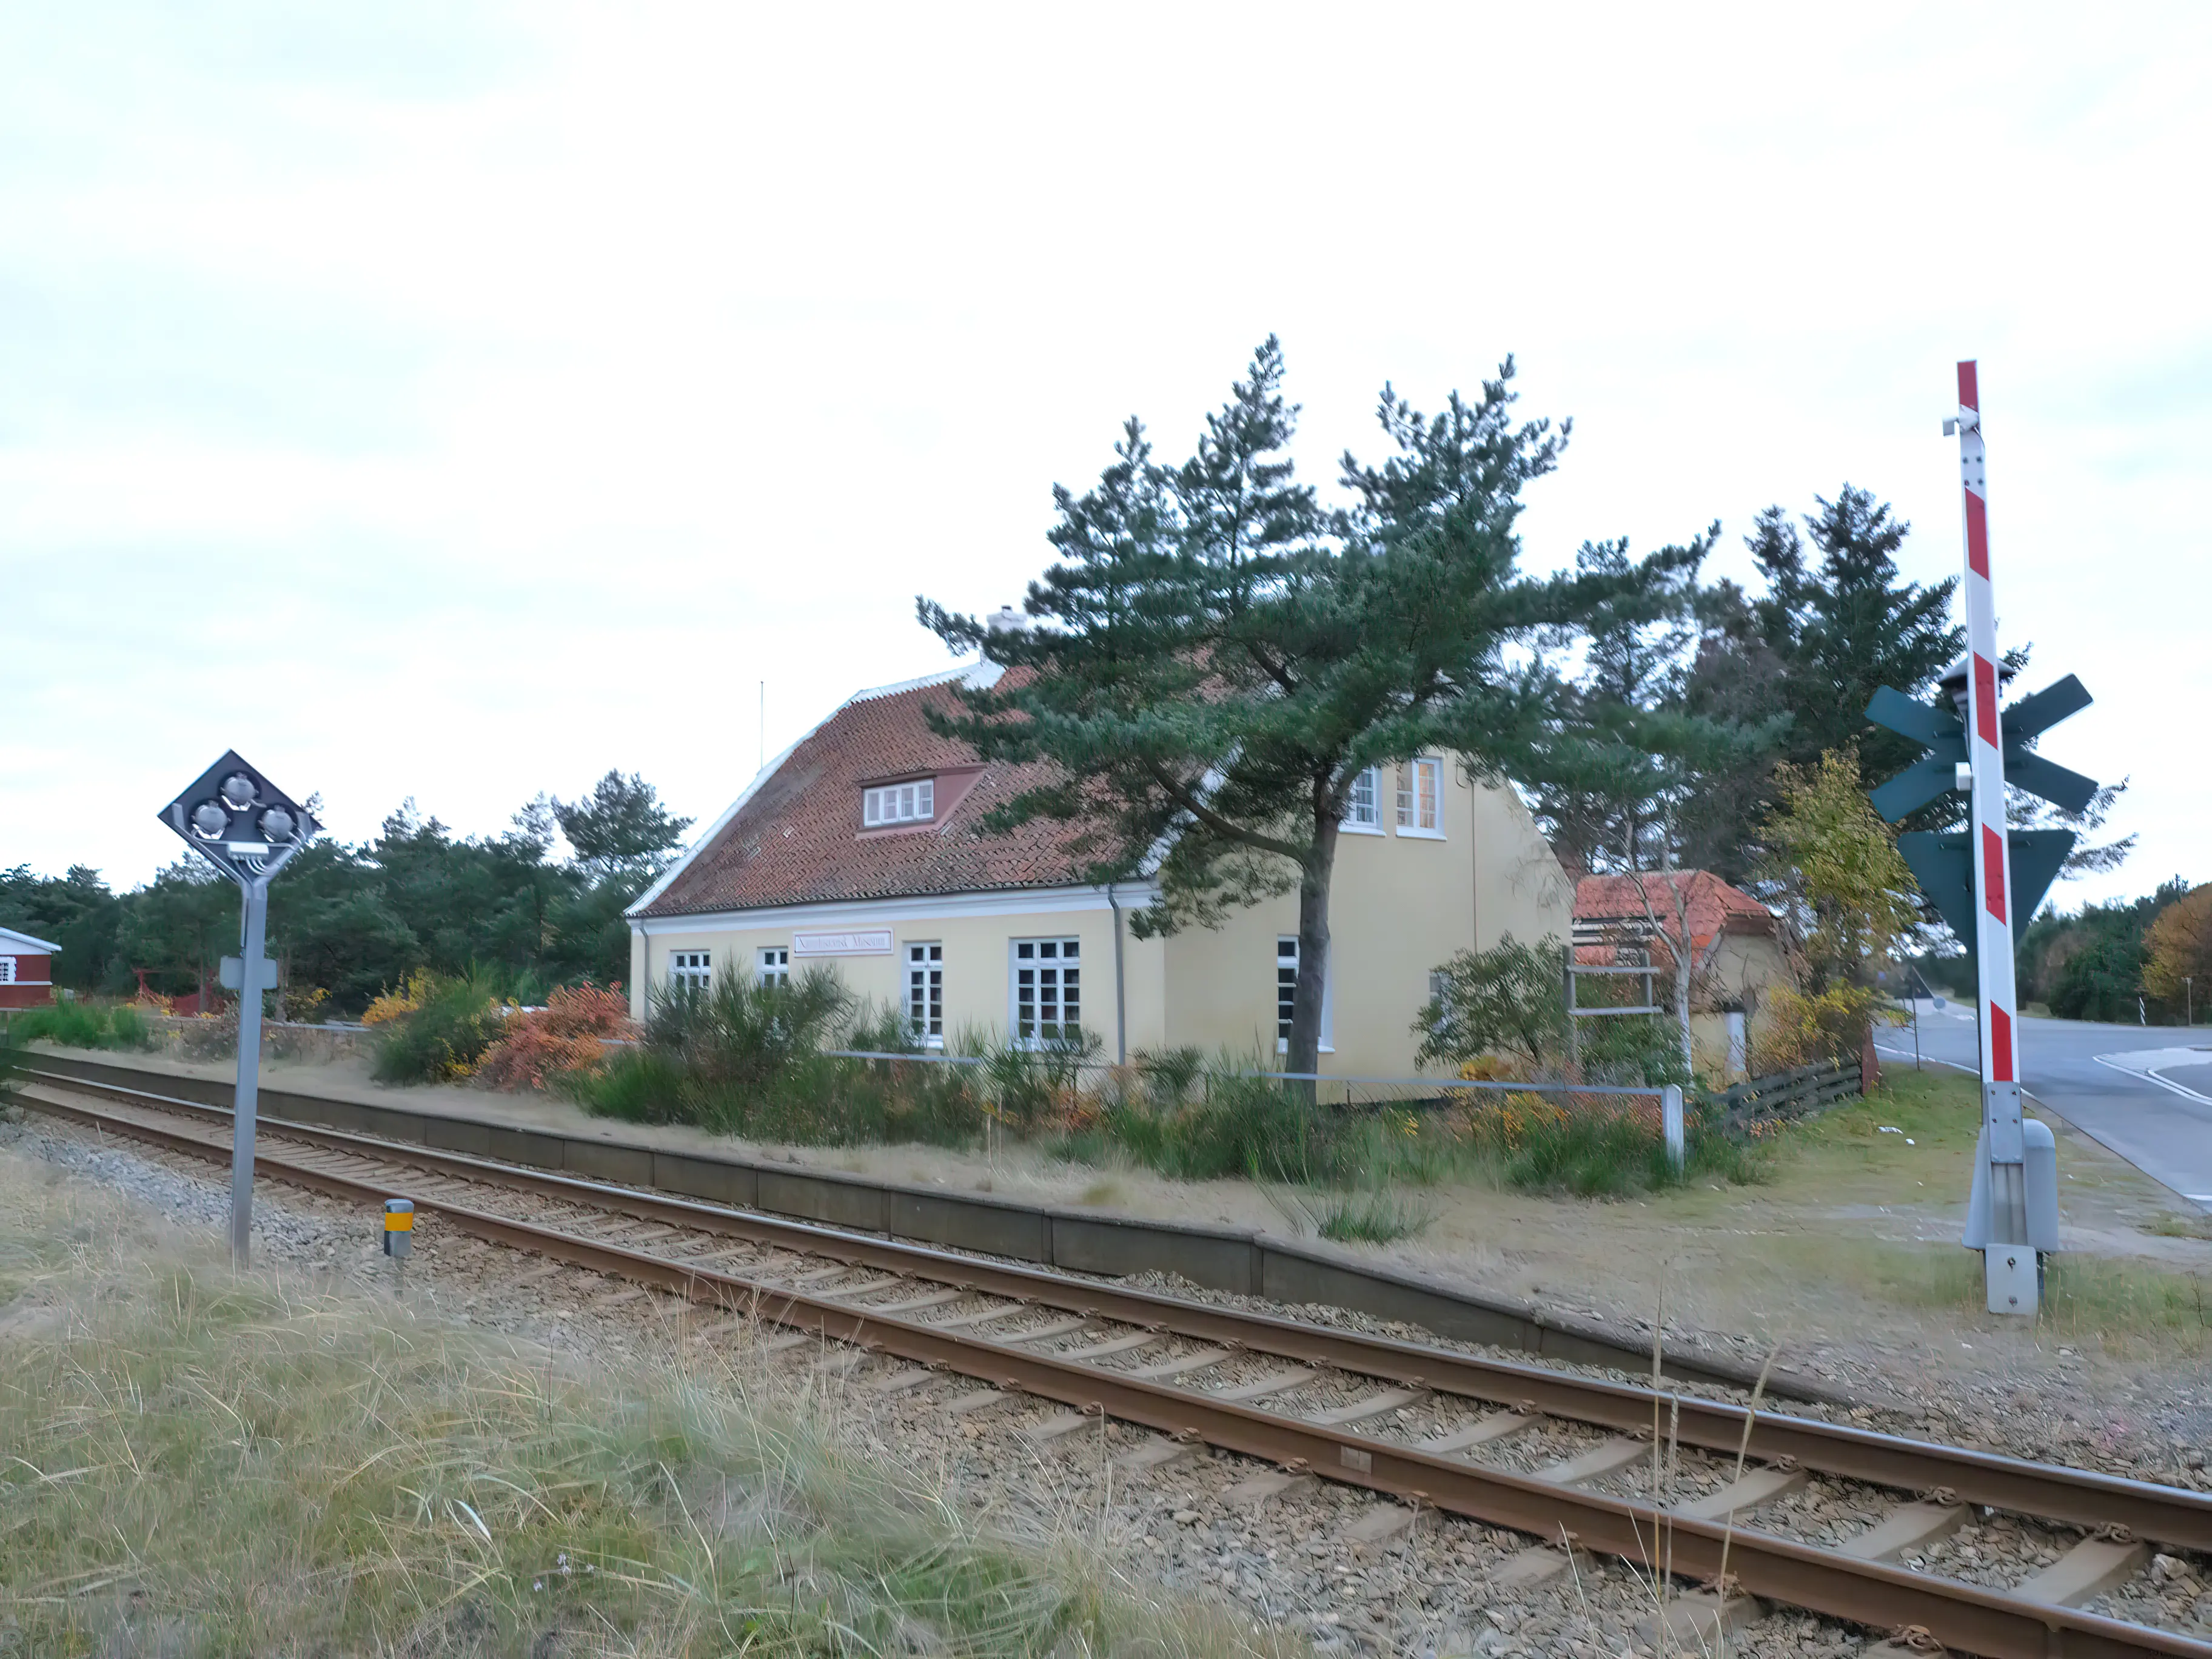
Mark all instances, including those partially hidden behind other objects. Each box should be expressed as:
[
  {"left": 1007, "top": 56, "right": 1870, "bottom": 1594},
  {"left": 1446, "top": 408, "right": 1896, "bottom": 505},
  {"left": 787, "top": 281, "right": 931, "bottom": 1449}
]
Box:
[{"left": 383, "top": 1198, "right": 414, "bottom": 1257}]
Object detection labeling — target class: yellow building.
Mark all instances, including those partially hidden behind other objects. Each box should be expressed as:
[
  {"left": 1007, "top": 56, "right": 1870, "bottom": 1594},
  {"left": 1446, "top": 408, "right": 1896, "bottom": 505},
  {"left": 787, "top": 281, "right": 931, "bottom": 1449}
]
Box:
[{"left": 628, "top": 665, "right": 1573, "bottom": 1078}]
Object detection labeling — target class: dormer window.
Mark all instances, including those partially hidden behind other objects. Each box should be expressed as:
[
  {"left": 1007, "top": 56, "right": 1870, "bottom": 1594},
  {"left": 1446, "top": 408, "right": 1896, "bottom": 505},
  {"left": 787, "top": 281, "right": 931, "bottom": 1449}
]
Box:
[{"left": 863, "top": 777, "right": 934, "bottom": 828}]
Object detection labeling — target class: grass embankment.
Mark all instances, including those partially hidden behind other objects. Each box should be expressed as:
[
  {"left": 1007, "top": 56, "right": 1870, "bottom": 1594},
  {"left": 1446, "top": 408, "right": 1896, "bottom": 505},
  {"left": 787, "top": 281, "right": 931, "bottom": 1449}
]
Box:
[
  {"left": 1701, "top": 1068, "right": 2212, "bottom": 1349},
  {"left": 0, "top": 1152, "right": 1295, "bottom": 1659}
]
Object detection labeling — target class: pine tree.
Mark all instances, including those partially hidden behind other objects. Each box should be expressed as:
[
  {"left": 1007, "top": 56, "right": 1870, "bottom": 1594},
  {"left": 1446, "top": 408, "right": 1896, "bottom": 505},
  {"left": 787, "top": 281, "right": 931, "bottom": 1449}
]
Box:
[
  {"left": 1672, "top": 578, "right": 1791, "bottom": 883},
  {"left": 1749, "top": 487, "right": 1962, "bottom": 785},
  {"left": 920, "top": 340, "right": 1724, "bottom": 1077},
  {"left": 1524, "top": 532, "right": 1759, "bottom": 874},
  {"left": 552, "top": 771, "right": 694, "bottom": 885}
]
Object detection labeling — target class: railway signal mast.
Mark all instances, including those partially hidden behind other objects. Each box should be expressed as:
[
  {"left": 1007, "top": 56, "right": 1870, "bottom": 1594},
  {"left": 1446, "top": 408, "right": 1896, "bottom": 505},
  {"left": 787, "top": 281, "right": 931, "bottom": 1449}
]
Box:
[{"left": 158, "top": 752, "right": 320, "bottom": 1265}]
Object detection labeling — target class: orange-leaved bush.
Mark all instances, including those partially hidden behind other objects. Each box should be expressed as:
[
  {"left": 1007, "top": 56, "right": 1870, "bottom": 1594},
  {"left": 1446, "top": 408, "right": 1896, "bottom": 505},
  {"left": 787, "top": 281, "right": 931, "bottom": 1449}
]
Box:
[{"left": 476, "top": 984, "right": 635, "bottom": 1091}]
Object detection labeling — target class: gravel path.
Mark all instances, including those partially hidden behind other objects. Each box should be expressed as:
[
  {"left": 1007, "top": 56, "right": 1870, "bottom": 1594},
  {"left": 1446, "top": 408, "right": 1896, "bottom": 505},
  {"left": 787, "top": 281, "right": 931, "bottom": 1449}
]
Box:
[{"left": 7, "top": 1107, "right": 2208, "bottom": 1655}]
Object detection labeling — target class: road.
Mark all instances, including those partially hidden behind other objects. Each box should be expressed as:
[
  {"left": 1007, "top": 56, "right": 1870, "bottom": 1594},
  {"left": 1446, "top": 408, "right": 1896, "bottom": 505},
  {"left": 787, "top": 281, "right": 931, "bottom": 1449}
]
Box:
[{"left": 1879, "top": 998, "right": 2212, "bottom": 1210}]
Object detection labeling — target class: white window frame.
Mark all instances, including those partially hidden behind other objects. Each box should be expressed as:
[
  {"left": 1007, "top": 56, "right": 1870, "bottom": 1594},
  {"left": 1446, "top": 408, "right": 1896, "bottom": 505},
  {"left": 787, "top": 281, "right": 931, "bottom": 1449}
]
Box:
[
  {"left": 1340, "top": 765, "right": 1383, "bottom": 834},
  {"left": 668, "top": 949, "right": 712, "bottom": 991},
  {"left": 1395, "top": 757, "right": 1444, "bottom": 839},
  {"left": 1010, "top": 936, "right": 1082, "bottom": 1047},
  {"left": 906, "top": 941, "right": 944, "bottom": 1047},
  {"left": 757, "top": 946, "right": 790, "bottom": 988},
  {"left": 0, "top": 957, "right": 15, "bottom": 985},
  {"left": 863, "top": 778, "right": 936, "bottom": 828},
  {"left": 1274, "top": 936, "right": 1333, "bottom": 1055}
]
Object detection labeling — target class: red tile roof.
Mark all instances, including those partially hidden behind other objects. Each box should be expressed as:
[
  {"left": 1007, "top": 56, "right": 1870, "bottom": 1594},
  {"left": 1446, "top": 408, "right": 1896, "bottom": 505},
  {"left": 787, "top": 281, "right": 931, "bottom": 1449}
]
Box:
[
  {"left": 635, "top": 668, "right": 1107, "bottom": 919},
  {"left": 1572, "top": 871, "right": 1777, "bottom": 966}
]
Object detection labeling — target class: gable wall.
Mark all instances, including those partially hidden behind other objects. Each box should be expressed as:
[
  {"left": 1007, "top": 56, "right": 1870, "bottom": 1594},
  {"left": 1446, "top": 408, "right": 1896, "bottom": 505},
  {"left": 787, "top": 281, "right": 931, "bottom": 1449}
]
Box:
[{"left": 1158, "top": 765, "right": 1572, "bottom": 1076}]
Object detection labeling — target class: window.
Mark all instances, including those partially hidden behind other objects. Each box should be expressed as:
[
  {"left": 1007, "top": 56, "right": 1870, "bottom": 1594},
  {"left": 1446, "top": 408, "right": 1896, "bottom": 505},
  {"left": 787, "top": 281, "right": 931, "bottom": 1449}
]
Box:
[
  {"left": 0, "top": 957, "right": 15, "bottom": 985},
  {"left": 1275, "top": 936, "right": 1333, "bottom": 1054},
  {"left": 757, "top": 946, "right": 789, "bottom": 988},
  {"left": 1342, "top": 766, "right": 1381, "bottom": 831},
  {"left": 1395, "top": 757, "right": 1442, "bottom": 835},
  {"left": 906, "top": 942, "right": 943, "bottom": 1045},
  {"left": 669, "top": 950, "right": 712, "bottom": 991},
  {"left": 863, "top": 778, "right": 935, "bottom": 828},
  {"left": 1011, "top": 937, "right": 1081, "bottom": 1044}
]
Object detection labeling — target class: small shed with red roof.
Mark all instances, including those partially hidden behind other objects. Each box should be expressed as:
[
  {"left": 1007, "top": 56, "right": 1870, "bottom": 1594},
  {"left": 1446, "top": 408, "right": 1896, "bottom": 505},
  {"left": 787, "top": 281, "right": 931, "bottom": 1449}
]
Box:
[
  {"left": 1572, "top": 871, "right": 1797, "bottom": 1079},
  {"left": 0, "top": 924, "right": 61, "bottom": 1009}
]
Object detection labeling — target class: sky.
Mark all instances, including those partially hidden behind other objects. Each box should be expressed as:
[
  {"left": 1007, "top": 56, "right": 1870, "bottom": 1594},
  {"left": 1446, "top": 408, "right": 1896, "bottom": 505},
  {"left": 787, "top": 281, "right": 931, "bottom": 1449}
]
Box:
[{"left": 3, "top": 3, "right": 2207, "bottom": 910}]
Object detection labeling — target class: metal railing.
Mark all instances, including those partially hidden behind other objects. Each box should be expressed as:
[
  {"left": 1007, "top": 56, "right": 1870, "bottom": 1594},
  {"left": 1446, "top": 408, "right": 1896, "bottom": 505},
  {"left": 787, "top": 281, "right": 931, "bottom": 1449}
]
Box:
[{"left": 821, "top": 1046, "right": 1667, "bottom": 1099}]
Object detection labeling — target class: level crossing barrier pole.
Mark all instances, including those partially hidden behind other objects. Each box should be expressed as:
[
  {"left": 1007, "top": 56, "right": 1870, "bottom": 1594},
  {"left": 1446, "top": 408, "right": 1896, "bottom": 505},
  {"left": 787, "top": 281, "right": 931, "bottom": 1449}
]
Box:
[{"left": 1949, "top": 362, "right": 2035, "bottom": 1317}]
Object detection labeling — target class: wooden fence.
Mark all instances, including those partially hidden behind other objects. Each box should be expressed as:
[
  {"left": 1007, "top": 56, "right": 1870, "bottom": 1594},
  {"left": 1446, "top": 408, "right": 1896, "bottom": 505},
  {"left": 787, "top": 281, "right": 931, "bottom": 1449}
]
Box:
[{"left": 1710, "top": 1056, "right": 1863, "bottom": 1129}]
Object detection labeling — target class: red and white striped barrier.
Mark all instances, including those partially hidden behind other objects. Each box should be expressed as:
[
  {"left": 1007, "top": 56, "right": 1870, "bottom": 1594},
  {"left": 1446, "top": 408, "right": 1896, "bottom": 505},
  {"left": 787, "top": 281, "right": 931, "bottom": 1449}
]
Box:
[{"left": 1952, "top": 361, "right": 2037, "bottom": 1315}]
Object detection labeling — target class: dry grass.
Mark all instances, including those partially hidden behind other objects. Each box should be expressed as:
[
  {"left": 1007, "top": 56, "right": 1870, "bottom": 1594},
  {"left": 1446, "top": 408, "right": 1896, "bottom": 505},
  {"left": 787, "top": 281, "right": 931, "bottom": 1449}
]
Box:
[
  {"left": 1750, "top": 1070, "right": 2212, "bottom": 1352},
  {"left": 0, "top": 1150, "right": 1301, "bottom": 1659},
  {"left": 1753, "top": 1230, "right": 2212, "bottom": 1353},
  {"left": 2145, "top": 1210, "right": 2212, "bottom": 1241}
]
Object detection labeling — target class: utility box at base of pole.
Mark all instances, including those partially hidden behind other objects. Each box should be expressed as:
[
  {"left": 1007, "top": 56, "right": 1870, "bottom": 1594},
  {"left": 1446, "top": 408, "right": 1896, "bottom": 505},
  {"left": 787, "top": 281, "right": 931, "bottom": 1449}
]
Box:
[
  {"left": 1963, "top": 1118, "right": 2059, "bottom": 1260},
  {"left": 383, "top": 1198, "right": 414, "bottom": 1258}
]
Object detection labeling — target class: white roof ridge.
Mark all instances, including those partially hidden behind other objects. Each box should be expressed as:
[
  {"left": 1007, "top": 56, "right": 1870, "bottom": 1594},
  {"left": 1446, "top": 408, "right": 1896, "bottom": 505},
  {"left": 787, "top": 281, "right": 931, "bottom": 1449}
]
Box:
[
  {"left": 0, "top": 923, "right": 63, "bottom": 953},
  {"left": 845, "top": 658, "right": 1000, "bottom": 705}
]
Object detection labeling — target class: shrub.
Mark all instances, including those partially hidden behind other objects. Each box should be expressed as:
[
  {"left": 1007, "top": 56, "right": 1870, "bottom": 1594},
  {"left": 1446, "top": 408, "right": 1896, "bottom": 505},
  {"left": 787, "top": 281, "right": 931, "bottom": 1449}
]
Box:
[
  {"left": 1749, "top": 984, "right": 1887, "bottom": 1074},
  {"left": 649, "top": 968, "right": 853, "bottom": 1096},
  {"left": 1414, "top": 933, "right": 1569, "bottom": 1071},
  {"left": 5, "top": 1000, "right": 153, "bottom": 1053},
  {"left": 561, "top": 1046, "right": 692, "bottom": 1124},
  {"left": 565, "top": 974, "right": 994, "bottom": 1149},
  {"left": 1061, "top": 1068, "right": 1338, "bottom": 1184},
  {"left": 361, "top": 970, "right": 435, "bottom": 1028},
  {"left": 979, "top": 1031, "right": 1102, "bottom": 1134},
  {"left": 1457, "top": 1090, "right": 1765, "bottom": 1197},
  {"left": 1574, "top": 1010, "right": 1691, "bottom": 1088},
  {"left": 475, "top": 984, "right": 634, "bottom": 1091},
  {"left": 370, "top": 973, "right": 509, "bottom": 1084}
]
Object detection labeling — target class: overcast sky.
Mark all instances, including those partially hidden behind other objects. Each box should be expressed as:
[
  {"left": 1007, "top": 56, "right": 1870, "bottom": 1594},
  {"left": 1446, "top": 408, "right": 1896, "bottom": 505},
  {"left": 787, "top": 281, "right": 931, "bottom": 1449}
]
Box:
[{"left": 4, "top": 4, "right": 2205, "bottom": 908}]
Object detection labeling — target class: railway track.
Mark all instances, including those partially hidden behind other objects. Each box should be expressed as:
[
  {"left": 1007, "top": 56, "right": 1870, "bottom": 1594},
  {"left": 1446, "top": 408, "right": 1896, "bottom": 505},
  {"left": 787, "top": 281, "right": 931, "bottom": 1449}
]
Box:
[{"left": 17, "top": 1068, "right": 2212, "bottom": 1659}]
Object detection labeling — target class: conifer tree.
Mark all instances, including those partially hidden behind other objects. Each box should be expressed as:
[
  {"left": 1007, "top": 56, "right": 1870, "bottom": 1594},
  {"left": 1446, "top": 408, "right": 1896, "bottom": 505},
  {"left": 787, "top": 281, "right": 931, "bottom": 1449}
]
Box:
[
  {"left": 920, "top": 340, "right": 1723, "bottom": 1076},
  {"left": 1748, "top": 487, "right": 1962, "bottom": 785}
]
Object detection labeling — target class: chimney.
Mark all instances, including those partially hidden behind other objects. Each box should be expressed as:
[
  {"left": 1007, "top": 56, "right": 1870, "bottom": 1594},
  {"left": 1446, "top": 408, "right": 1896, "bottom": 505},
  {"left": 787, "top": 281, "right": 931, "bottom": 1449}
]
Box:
[{"left": 987, "top": 605, "right": 1027, "bottom": 634}]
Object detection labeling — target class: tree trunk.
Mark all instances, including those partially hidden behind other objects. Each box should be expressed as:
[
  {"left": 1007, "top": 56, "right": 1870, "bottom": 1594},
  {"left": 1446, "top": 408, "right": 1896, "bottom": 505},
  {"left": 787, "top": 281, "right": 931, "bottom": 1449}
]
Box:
[
  {"left": 1288, "top": 816, "right": 1339, "bottom": 1101},
  {"left": 1674, "top": 951, "right": 1694, "bottom": 1078}
]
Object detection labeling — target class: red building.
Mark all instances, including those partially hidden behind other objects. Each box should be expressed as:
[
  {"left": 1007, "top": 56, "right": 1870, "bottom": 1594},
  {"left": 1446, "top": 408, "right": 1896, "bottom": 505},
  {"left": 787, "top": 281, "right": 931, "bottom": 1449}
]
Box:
[{"left": 0, "top": 925, "right": 61, "bottom": 1008}]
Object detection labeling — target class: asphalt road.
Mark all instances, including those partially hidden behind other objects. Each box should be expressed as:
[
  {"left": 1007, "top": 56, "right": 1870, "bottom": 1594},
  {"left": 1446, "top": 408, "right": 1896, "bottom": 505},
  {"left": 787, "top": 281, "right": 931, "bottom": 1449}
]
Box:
[{"left": 1879, "top": 998, "right": 2212, "bottom": 1210}]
